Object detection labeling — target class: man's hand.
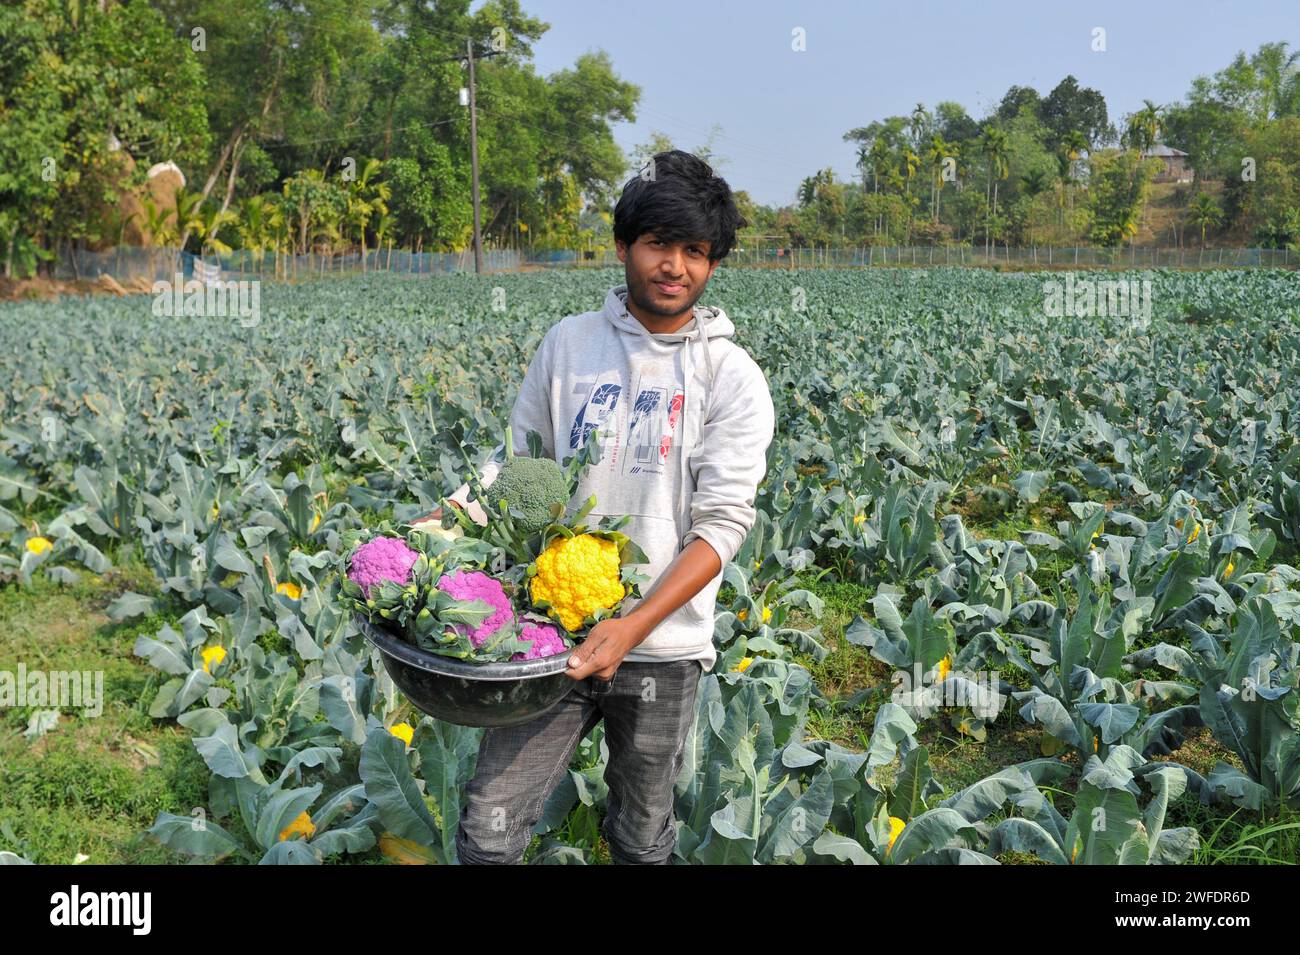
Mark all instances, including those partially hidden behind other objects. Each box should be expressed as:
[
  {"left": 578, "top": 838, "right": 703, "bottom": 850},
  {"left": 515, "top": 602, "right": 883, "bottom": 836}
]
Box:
[
  {"left": 410, "top": 500, "right": 463, "bottom": 526},
  {"left": 565, "top": 537, "right": 722, "bottom": 681},
  {"left": 564, "top": 616, "right": 649, "bottom": 682}
]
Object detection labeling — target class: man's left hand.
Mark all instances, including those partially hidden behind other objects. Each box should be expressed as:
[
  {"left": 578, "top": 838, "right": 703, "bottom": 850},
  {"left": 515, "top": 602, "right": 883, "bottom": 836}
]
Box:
[{"left": 566, "top": 616, "right": 648, "bottom": 681}]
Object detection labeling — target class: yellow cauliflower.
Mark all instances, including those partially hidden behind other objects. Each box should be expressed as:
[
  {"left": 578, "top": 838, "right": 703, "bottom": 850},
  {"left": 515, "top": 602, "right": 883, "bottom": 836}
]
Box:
[
  {"left": 530, "top": 533, "right": 625, "bottom": 631},
  {"left": 886, "top": 816, "right": 906, "bottom": 855},
  {"left": 278, "top": 810, "right": 316, "bottom": 842}
]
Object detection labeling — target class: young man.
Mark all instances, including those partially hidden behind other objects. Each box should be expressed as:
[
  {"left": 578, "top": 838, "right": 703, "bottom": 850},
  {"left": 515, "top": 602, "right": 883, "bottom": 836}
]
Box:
[{"left": 449, "top": 150, "right": 775, "bottom": 864}]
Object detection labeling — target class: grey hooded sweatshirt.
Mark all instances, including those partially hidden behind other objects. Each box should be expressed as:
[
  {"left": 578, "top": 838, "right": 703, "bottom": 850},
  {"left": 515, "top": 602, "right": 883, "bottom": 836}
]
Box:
[{"left": 450, "top": 283, "right": 775, "bottom": 672}]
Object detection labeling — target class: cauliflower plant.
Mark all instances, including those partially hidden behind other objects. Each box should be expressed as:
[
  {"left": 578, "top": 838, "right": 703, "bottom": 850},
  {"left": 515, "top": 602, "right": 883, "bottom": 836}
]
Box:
[
  {"left": 436, "top": 569, "right": 515, "bottom": 648},
  {"left": 512, "top": 622, "right": 567, "bottom": 661},
  {"left": 347, "top": 535, "right": 420, "bottom": 599},
  {"left": 529, "top": 533, "right": 626, "bottom": 632}
]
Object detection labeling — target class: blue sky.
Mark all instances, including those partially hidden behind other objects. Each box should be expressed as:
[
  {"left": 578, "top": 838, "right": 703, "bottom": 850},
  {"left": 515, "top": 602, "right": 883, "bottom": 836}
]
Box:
[{"left": 512, "top": 0, "right": 1297, "bottom": 206}]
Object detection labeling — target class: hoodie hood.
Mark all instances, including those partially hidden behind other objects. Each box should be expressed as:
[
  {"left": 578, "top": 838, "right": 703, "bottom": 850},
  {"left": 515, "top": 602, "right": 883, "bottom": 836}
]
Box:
[{"left": 603, "top": 283, "right": 735, "bottom": 391}]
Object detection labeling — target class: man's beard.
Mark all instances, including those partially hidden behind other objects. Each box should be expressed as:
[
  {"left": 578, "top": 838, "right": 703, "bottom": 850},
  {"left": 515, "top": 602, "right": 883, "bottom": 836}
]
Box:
[{"left": 625, "top": 264, "right": 708, "bottom": 319}]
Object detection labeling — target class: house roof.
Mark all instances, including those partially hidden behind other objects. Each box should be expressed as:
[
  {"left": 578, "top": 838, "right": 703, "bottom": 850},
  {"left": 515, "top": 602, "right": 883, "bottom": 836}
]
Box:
[{"left": 1143, "top": 144, "right": 1189, "bottom": 157}]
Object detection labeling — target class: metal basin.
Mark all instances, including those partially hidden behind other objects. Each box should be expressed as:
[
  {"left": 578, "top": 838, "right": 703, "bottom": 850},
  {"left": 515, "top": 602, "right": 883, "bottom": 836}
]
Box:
[{"left": 355, "top": 613, "right": 576, "bottom": 728}]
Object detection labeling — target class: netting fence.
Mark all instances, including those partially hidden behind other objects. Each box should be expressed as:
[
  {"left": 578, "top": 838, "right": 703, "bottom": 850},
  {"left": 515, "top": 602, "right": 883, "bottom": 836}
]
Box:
[{"left": 51, "top": 243, "right": 1295, "bottom": 285}]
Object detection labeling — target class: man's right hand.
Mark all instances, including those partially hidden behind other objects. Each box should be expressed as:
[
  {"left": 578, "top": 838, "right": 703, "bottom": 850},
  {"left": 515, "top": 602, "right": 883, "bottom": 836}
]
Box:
[{"left": 411, "top": 500, "right": 462, "bottom": 526}]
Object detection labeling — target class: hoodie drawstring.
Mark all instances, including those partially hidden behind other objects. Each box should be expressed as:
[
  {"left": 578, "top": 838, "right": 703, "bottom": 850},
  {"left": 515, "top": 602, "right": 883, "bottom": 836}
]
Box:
[
  {"left": 679, "top": 308, "right": 715, "bottom": 540},
  {"left": 696, "top": 309, "right": 715, "bottom": 387}
]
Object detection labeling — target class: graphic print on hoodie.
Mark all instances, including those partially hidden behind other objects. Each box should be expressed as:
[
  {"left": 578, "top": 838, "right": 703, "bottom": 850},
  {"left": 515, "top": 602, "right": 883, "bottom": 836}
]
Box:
[
  {"left": 570, "top": 375, "right": 685, "bottom": 479},
  {"left": 458, "top": 284, "right": 775, "bottom": 673}
]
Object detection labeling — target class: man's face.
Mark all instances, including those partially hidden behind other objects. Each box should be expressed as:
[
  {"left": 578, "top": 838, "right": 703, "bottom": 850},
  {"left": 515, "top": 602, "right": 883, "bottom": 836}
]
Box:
[{"left": 616, "top": 232, "right": 719, "bottom": 321}]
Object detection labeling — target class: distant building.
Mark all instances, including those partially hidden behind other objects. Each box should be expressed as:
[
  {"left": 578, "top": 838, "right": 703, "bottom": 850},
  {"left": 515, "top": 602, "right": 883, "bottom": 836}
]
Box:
[{"left": 1142, "top": 144, "right": 1194, "bottom": 183}]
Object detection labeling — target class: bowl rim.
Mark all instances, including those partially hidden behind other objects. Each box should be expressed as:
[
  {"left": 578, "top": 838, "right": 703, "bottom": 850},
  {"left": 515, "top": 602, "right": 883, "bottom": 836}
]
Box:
[{"left": 354, "top": 613, "right": 575, "bottom": 682}]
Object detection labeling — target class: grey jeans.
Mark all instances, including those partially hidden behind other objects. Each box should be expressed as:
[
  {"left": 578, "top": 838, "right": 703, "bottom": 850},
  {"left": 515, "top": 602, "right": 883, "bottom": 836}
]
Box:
[{"left": 455, "top": 659, "right": 703, "bottom": 865}]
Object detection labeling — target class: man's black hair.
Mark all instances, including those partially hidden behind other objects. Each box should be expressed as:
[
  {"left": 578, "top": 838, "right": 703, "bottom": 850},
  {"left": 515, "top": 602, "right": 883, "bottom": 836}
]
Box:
[{"left": 613, "top": 150, "right": 746, "bottom": 262}]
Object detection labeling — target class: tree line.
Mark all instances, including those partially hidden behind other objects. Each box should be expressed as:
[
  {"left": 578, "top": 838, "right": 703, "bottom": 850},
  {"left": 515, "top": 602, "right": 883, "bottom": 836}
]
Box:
[
  {"left": 1, "top": 1, "right": 1297, "bottom": 279},
  {"left": 775, "top": 44, "right": 1299, "bottom": 252}
]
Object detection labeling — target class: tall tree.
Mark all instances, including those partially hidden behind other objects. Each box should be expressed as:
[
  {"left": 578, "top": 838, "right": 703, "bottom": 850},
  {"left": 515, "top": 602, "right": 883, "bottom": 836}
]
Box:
[
  {"left": 979, "top": 127, "right": 1009, "bottom": 253},
  {"left": 926, "top": 134, "right": 955, "bottom": 225},
  {"left": 1039, "top": 75, "right": 1113, "bottom": 149},
  {"left": 995, "top": 85, "right": 1042, "bottom": 124},
  {"left": 1123, "top": 100, "right": 1162, "bottom": 152}
]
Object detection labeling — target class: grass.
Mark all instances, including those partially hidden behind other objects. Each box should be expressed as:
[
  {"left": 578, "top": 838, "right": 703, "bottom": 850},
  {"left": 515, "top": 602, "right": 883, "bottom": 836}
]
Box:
[{"left": 0, "top": 558, "right": 208, "bottom": 863}]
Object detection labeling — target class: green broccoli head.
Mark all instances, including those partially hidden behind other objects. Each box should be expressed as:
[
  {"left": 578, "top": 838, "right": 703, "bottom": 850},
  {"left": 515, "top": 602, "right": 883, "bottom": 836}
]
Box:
[{"left": 490, "top": 455, "right": 568, "bottom": 533}]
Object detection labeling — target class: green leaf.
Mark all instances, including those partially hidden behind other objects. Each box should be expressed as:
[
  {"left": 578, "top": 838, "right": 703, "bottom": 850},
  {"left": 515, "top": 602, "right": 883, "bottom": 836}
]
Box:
[
  {"left": 359, "top": 727, "right": 438, "bottom": 847},
  {"left": 148, "top": 812, "right": 245, "bottom": 861},
  {"left": 193, "top": 722, "right": 265, "bottom": 782},
  {"left": 416, "top": 722, "right": 481, "bottom": 864},
  {"left": 756, "top": 768, "right": 834, "bottom": 863},
  {"left": 889, "top": 807, "right": 975, "bottom": 864},
  {"left": 1012, "top": 470, "right": 1050, "bottom": 503},
  {"left": 255, "top": 784, "right": 324, "bottom": 850}
]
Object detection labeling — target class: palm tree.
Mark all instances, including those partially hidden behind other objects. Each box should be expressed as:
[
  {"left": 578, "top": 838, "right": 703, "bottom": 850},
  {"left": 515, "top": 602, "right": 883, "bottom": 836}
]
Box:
[
  {"left": 926, "top": 134, "right": 954, "bottom": 226},
  {"left": 1055, "top": 130, "right": 1088, "bottom": 226},
  {"left": 139, "top": 195, "right": 178, "bottom": 248},
  {"left": 979, "top": 127, "right": 1009, "bottom": 255},
  {"left": 138, "top": 194, "right": 178, "bottom": 277},
  {"left": 343, "top": 158, "right": 390, "bottom": 271},
  {"left": 1188, "top": 192, "right": 1223, "bottom": 248},
  {"left": 909, "top": 104, "right": 929, "bottom": 155},
  {"left": 868, "top": 139, "right": 890, "bottom": 194},
  {"left": 1053, "top": 150, "right": 1071, "bottom": 229},
  {"left": 1252, "top": 42, "right": 1300, "bottom": 119},
  {"left": 194, "top": 202, "right": 236, "bottom": 259},
  {"left": 372, "top": 212, "right": 394, "bottom": 271},
  {"left": 899, "top": 147, "right": 920, "bottom": 242},
  {"left": 798, "top": 175, "right": 818, "bottom": 208},
  {"left": 1020, "top": 168, "right": 1049, "bottom": 197},
  {"left": 1062, "top": 129, "right": 1089, "bottom": 161},
  {"left": 269, "top": 199, "right": 293, "bottom": 279},
  {"left": 172, "top": 188, "right": 205, "bottom": 254},
  {"left": 237, "top": 194, "right": 283, "bottom": 274},
  {"left": 173, "top": 189, "right": 235, "bottom": 267},
  {"left": 1125, "top": 100, "right": 1161, "bottom": 153}
]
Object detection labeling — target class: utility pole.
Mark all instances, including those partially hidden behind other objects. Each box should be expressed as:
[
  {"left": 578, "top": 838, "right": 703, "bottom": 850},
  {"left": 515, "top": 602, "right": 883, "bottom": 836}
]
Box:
[{"left": 466, "top": 38, "right": 483, "bottom": 274}]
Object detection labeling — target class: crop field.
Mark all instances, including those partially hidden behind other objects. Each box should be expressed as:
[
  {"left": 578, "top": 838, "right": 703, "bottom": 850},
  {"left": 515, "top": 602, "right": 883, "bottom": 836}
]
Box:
[{"left": 3, "top": 266, "right": 1300, "bottom": 865}]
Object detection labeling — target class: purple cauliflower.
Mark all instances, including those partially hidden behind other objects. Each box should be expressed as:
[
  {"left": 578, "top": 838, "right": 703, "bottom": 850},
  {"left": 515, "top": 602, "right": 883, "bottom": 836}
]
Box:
[
  {"left": 347, "top": 536, "right": 420, "bottom": 599},
  {"left": 436, "top": 569, "right": 515, "bottom": 648},
  {"left": 511, "top": 622, "right": 567, "bottom": 661}
]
